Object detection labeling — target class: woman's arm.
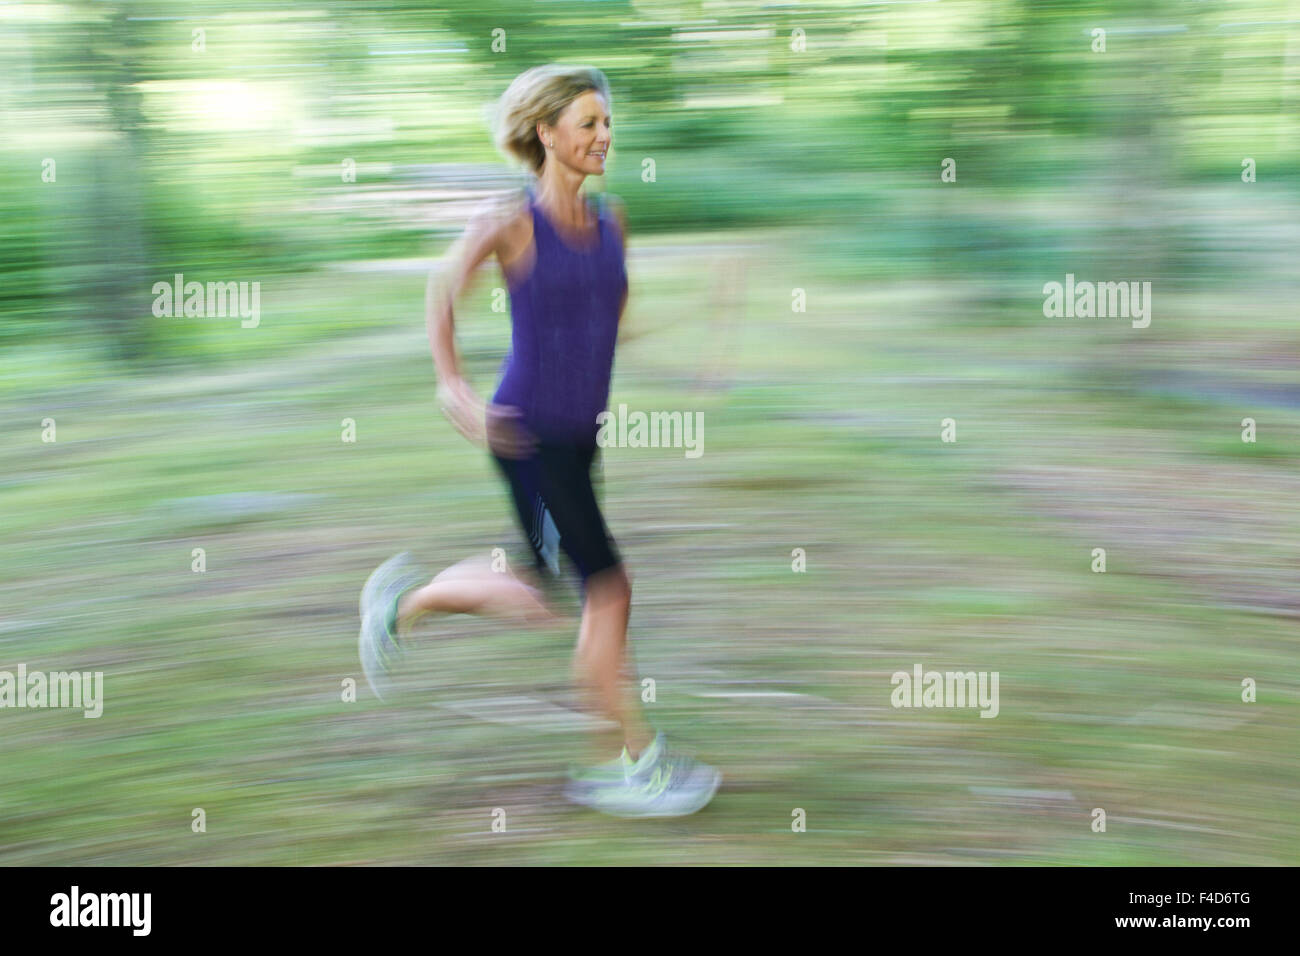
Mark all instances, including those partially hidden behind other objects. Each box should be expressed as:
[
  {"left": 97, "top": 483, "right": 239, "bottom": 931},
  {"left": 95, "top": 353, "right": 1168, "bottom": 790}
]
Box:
[
  {"left": 604, "top": 194, "right": 640, "bottom": 344},
  {"left": 427, "top": 205, "right": 501, "bottom": 384},
  {"left": 426, "top": 196, "right": 515, "bottom": 444}
]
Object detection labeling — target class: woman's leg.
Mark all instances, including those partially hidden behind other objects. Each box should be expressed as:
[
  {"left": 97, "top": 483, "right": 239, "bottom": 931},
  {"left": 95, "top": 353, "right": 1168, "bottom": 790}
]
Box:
[
  {"left": 404, "top": 555, "right": 654, "bottom": 762},
  {"left": 391, "top": 443, "right": 568, "bottom": 635},
  {"left": 396, "top": 554, "right": 559, "bottom": 630},
  {"left": 572, "top": 563, "right": 653, "bottom": 761},
  {"left": 526, "top": 442, "right": 654, "bottom": 763}
]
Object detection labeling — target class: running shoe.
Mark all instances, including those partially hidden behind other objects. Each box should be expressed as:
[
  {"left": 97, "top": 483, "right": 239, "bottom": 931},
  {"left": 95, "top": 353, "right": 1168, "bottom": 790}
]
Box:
[
  {"left": 564, "top": 732, "right": 721, "bottom": 818},
  {"left": 358, "top": 552, "right": 422, "bottom": 701}
]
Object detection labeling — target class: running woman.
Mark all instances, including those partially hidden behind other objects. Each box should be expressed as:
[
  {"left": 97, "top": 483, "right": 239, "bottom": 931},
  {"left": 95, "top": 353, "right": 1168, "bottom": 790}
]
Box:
[{"left": 359, "top": 64, "right": 720, "bottom": 818}]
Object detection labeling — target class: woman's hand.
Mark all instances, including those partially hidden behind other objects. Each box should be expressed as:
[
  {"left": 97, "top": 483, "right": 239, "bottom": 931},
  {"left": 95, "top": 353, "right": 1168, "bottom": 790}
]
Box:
[
  {"left": 484, "top": 404, "right": 538, "bottom": 459},
  {"left": 438, "top": 378, "right": 536, "bottom": 459},
  {"left": 437, "top": 377, "right": 486, "bottom": 446}
]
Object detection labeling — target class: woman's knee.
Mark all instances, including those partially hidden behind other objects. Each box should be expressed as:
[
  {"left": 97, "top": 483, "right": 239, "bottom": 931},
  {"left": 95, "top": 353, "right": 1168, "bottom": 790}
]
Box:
[{"left": 586, "top": 562, "right": 631, "bottom": 608}]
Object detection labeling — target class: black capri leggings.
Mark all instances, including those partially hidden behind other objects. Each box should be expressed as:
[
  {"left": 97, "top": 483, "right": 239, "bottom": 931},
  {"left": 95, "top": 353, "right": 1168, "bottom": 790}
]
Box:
[{"left": 490, "top": 441, "right": 622, "bottom": 597}]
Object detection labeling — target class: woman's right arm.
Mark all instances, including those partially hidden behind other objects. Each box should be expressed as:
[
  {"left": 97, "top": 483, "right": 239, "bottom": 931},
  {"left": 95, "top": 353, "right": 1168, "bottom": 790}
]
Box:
[{"left": 426, "top": 200, "right": 509, "bottom": 446}]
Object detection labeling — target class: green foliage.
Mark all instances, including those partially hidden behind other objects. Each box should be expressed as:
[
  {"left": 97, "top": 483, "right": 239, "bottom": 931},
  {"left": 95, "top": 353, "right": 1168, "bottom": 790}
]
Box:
[{"left": 1, "top": 0, "right": 1297, "bottom": 363}]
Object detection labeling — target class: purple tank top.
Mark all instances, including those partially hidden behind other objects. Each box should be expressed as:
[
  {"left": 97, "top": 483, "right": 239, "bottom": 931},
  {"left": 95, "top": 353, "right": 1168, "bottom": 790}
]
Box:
[{"left": 492, "top": 183, "right": 628, "bottom": 443}]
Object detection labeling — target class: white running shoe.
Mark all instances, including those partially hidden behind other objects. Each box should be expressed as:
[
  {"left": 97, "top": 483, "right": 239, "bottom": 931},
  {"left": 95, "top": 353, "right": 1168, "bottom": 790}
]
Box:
[
  {"left": 564, "top": 732, "right": 722, "bottom": 818},
  {"left": 358, "top": 552, "right": 421, "bottom": 701}
]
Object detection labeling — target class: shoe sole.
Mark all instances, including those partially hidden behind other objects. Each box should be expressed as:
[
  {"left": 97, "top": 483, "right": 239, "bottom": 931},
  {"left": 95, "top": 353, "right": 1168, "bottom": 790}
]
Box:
[
  {"left": 358, "top": 553, "right": 416, "bottom": 701},
  {"left": 358, "top": 612, "right": 393, "bottom": 701}
]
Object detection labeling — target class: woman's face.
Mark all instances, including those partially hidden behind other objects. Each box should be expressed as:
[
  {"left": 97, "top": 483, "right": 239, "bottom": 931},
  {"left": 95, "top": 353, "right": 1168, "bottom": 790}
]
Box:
[{"left": 540, "top": 90, "right": 611, "bottom": 175}]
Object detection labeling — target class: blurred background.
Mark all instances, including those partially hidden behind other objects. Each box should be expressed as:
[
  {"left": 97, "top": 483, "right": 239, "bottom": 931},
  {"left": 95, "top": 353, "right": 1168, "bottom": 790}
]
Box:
[{"left": 1, "top": 0, "right": 1297, "bottom": 864}]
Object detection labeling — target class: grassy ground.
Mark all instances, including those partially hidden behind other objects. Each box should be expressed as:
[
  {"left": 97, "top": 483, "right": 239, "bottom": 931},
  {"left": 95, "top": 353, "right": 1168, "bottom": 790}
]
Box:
[{"left": 1, "top": 222, "right": 1297, "bottom": 865}]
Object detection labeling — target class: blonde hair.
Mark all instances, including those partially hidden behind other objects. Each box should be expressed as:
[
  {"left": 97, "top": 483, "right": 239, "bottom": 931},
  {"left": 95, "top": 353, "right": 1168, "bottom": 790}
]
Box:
[{"left": 494, "top": 65, "right": 612, "bottom": 175}]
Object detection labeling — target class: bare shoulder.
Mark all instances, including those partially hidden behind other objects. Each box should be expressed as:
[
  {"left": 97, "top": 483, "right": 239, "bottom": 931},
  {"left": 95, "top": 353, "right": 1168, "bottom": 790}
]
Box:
[
  {"left": 474, "top": 188, "right": 531, "bottom": 265},
  {"left": 464, "top": 189, "right": 530, "bottom": 248},
  {"left": 434, "top": 189, "right": 531, "bottom": 292}
]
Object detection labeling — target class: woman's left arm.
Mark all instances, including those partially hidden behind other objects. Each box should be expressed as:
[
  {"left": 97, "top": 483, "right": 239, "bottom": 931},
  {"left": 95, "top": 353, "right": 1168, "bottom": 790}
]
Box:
[{"left": 605, "top": 194, "right": 639, "bottom": 344}]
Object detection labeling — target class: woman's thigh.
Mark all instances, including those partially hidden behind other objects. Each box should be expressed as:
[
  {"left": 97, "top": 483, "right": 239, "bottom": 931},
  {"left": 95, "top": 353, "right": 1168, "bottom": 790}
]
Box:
[
  {"left": 535, "top": 443, "right": 621, "bottom": 582},
  {"left": 491, "top": 443, "right": 620, "bottom": 585}
]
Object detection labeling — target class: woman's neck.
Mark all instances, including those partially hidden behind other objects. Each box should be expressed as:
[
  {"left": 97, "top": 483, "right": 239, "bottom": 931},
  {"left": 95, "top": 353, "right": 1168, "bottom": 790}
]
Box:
[{"left": 533, "top": 174, "right": 592, "bottom": 229}]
